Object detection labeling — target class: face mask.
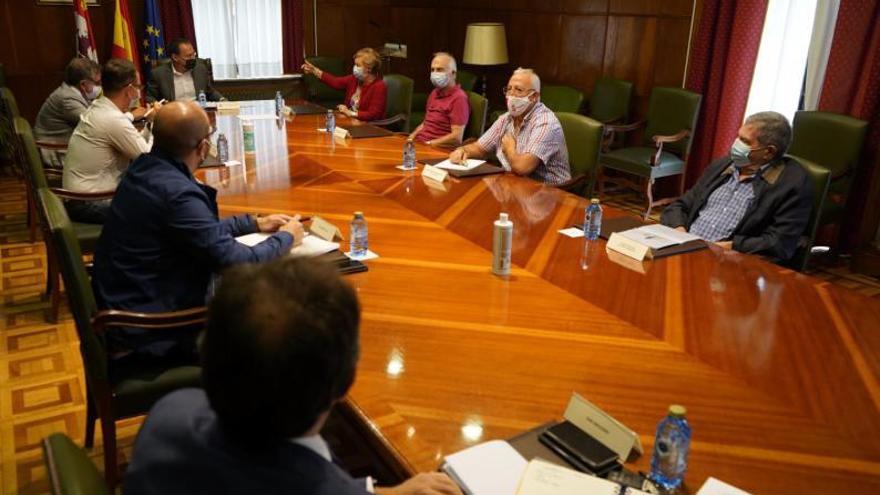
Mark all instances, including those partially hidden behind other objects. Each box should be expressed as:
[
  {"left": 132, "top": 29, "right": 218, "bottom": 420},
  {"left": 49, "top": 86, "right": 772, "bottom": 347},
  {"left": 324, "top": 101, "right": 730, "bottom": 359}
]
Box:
[
  {"left": 85, "top": 84, "right": 101, "bottom": 101},
  {"left": 185, "top": 58, "right": 197, "bottom": 71},
  {"left": 129, "top": 88, "right": 141, "bottom": 109},
  {"left": 352, "top": 65, "right": 365, "bottom": 81},
  {"left": 430, "top": 71, "right": 449, "bottom": 88},
  {"left": 730, "top": 138, "right": 757, "bottom": 167},
  {"left": 506, "top": 95, "right": 532, "bottom": 117}
]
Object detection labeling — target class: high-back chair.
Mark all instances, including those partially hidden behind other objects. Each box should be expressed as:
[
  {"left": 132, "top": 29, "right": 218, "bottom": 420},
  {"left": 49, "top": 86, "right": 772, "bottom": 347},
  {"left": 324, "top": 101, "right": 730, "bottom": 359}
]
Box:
[
  {"left": 597, "top": 87, "right": 702, "bottom": 219},
  {"left": 787, "top": 110, "right": 868, "bottom": 245},
  {"left": 14, "top": 117, "right": 110, "bottom": 322},
  {"left": 373, "top": 74, "right": 413, "bottom": 132},
  {"left": 304, "top": 56, "right": 346, "bottom": 109},
  {"left": 541, "top": 85, "right": 585, "bottom": 114},
  {"left": 786, "top": 155, "right": 832, "bottom": 272},
  {"left": 588, "top": 78, "right": 634, "bottom": 124},
  {"left": 42, "top": 433, "right": 109, "bottom": 495},
  {"left": 465, "top": 90, "right": 489, "bottom": 141},
  {"left": 554, "top": 113, "right": 604, "bottom": 197},
  {"left": 457, "top": 69, "right": 478, "bottom": 93},
  {"left": 38, "top": 187, "right": 206, "bottom": 489}
]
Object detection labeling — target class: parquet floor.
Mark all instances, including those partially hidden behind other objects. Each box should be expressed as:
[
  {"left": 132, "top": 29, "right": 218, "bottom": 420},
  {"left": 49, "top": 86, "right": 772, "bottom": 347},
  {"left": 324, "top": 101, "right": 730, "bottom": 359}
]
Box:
[{"left": 0, "top": 177, "right": 877, "bottom": 494}]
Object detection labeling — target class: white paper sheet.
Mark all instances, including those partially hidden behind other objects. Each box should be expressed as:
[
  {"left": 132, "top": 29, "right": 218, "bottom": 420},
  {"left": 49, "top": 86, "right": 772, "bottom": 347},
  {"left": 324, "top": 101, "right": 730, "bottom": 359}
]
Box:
[
  {"left": 442, "top": 440, "right": 527, "bottom": 495},
  {"left": 558, "top": 227, "right": 585, "bottom": 238},
  {"left": 618, "top": 224, "right": 701, "bottom": 250},
  {"left": 696, "top": 478, "right": 751, "bottom": 495},
  {"left": 433, "top": 158, "right": 486, "bottom": 171},
  {"left": 639, "top": 224, "right": 702, "bottom": 243},
  {"left": 235, "top": 233, "right": 339, "bottom": 257}
]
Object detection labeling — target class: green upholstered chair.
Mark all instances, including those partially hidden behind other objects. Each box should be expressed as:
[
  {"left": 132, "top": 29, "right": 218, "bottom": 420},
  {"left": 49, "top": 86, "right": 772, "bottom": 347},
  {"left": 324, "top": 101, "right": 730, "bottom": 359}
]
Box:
[
  {"left": 373, "top": 73, "right": 413, "bottom": 132},
  {"left": 787, "top": 155, "right": 832, "bottom": 272},
  {"left": 540, "top": 85, "right": 585, "bottom": 114},
  {"left": 38, "top": 187, "right": 206, "bottom": 488},
  {"left": 457, "top": 69, "right": 478, "bottom": 93},
  {"left": 597, "top": 87, "right": 702, "bottom": 219},
  {"left": 554, "top": 113, "right": 604, "bottom": 197},
  {"left": 465, "top": 90, "right": 489, "bottom": 141},
  {"left": 588, "top": 78, "right": 634, "bottom": 124},
  {"left": 304, "top": 56, "right": 346, "bottom": 108},
  {"left": 15, "top": 117, "right": 110, "bottom": 322},
  {"left": 787, "top": 110, "right": 868, "bottom": 241},
  {"left": 42, "top": 433, "right": 110, "bottom": 495}
]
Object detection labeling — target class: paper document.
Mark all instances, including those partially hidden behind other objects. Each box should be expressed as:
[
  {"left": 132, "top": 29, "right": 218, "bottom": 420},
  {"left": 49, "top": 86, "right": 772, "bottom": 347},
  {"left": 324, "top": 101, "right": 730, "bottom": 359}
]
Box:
[
  {"left": 619, "top": 224, "right": 700, "bottom": 250},
  {"left": 238, "top": 114, "right": 279, "bottom": 121},
  {"left": 557, "top": 227, "right": 585, "bottom": 238},
  {"left": 433, "top": 158, "right": 486, "bottom": 171},
  {"left": 515, "top": 459, "right": 649, "bottom": 495},
  {"left": 696, "top": 477, "right": 751, "bottom": 495},
  {"left": 235, "top": 233, "right": 340, "bottom": 257},
  {"left": 442, "top": 440, "right": 527, "bottom": 495}
]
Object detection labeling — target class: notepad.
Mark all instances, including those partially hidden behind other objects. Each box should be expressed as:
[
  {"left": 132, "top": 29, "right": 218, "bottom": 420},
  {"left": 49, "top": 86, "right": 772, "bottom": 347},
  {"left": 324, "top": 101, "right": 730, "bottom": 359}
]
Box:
[
  {"left": 442, "top": 440, "right": 528, "bottom": 495},
  {"left": 433, "top": 158, "right": 486, "bottom": 171},
  {"left": 696, "top": 477, "right": 751, "bottom": 495},
  {"left": 515, "top": 459, "right": 649, "bottom": 495},
  {"left": 235, "top": 233, "right": 340, "bottom": 257},
  {"left": 618, "top": 224, "right": 701, "bottom": 250}
]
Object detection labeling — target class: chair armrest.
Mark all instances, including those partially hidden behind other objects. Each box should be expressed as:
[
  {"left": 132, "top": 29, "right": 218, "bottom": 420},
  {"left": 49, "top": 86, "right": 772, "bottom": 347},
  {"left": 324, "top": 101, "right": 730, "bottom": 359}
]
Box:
[
  {"left": 91, "top": 306, "right": 208, "bottom": 335},
  {"left": 49, "top": 187, "right": 115, "bottom": 201},
  {"left": 35, "top": 140, "right": 68, "bottom": 151},
  {"left": 605, "top": 120, "right": 645, "bottom": 134},
  {"left": 652, "top": 129, "right": 690, "bottom": 144},
  {"left": 371, "top": 114, "right": 407, "bottom": 128},
  {"left": 551, "top": 174, "right": 587, "bottom": 193}
]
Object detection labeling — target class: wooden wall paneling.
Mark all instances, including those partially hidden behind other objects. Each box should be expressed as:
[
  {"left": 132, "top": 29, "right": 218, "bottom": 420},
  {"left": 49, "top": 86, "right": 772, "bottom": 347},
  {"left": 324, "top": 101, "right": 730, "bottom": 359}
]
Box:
[
  {"left": 343, "top": 4, "right": 390, "bottom": 61},
  {"left": 387, "top": 6, "right": 449, "bottom": 92},
  {"left": 495, "top": 0, "right": 563, "bottom": 13},
  {"left": 652, "top": 17, "right": 692, "bottom": 89},
  {"left": 560, "top": 0, "right": 608, "bottom": 15},
  {"left": 609, "top": 0, "right": 659, "bottom": 16},
  {"left": 315, "top": 1, "right": 348, "bottom": 57},
  {"left": 602, "top": 15, "right": 658, "bottom": 119},
  {"left": 557, "top": 14, "right": 607, "bottom": 94},
  {"left": 503, "top": 12, "right": 564, "bottom": 84}
]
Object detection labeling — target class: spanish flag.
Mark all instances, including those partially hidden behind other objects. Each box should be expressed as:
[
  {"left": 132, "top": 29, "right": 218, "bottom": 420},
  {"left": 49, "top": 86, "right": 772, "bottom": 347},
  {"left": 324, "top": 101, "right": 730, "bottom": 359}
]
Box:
[{"left": 111, "top": 0, "right": 142, "bottom": 84}]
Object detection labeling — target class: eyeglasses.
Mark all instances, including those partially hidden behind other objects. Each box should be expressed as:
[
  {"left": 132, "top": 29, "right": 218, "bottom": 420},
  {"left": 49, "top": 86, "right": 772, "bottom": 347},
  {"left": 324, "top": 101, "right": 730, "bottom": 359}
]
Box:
[
  {"left": 503, "top": 86, "right": 535, "bottom": 97},
  {"left": 128, "top": 82, "right": 144, "bottom": 90}
]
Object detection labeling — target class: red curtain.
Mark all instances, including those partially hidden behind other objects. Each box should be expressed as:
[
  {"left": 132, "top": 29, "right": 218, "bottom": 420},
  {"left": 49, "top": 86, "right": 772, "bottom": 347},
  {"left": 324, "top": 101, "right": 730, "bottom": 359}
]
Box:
[
  {"left": 683, "top": 0, "right": 769, "bottom": 187},
  {"left": 281, "top": 0, "right": 305, "bottom": 73},
  {"left": 158, "top": 0, "right": 198, "bottom": 52},
  {"left": 818, "top": 0, "right": 880, "bottom": 249}
]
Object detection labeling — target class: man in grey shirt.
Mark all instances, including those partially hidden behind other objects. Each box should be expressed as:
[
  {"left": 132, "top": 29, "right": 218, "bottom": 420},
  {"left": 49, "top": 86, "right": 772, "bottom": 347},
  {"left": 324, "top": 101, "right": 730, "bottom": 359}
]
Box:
[{"left": 34, "top": 58, "right": 101, "bottom": 167}]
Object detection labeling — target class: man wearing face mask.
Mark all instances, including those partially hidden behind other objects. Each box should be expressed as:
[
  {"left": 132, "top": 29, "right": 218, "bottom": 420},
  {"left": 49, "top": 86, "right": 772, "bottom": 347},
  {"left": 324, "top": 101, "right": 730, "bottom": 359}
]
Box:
[
  {"left": 92, "top": 101, "right": 304, "bottom": 360},
  {"left": 64, "top": 58, "right": 161, "bottom": 223},
  {"left": 407, "top": 52, "right": 469, "bottom": 147},
  {"left": 301, "top": 47, "right": 387, "bottom": 121},
  {"left": 660, "top": 111, "right": 813, "bottom": 264},
  {"left": 146, "top": 38, "right": 224, "bottom": 103},
  {"left": 448, "top": 68, "right": 570, "bottom": 185}
]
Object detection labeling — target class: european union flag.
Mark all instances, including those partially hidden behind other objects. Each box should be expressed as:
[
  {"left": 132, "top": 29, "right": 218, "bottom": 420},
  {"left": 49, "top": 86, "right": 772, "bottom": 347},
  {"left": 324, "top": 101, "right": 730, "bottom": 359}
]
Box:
[{"left": 142, "top": 0, "right": 166, "bottom": 77}]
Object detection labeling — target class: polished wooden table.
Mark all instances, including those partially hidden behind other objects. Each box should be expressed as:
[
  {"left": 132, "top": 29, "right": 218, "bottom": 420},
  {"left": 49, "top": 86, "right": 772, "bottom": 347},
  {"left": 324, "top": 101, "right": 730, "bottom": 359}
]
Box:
[{"left": 201, "top": 102, "right": 880, "bottom": 494}]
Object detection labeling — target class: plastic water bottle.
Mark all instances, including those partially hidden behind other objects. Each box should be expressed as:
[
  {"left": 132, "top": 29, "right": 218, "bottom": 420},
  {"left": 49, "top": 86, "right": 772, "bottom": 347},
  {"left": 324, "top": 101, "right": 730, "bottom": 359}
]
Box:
[
  {"left": 217, "top": 133, "right": 229, "bottom": 163},
  {"left": 402, "top": 140, "right": 416, "bottom": 170},
  {"left": 274, "top": 90, "right": 284, "bottom": 114},
  {"left": 198, "top": 90, "right": 207, "bottom": 108},
  {"left": 492, "top": 212, "right": 513, "bottom": 276},
  {"left": 649, "top": 405, "right": 691, "bottom": 491},
  {"left": 585, "top": 198, "right": 602, "bottom": 240},
  {"left": 325, "top": 109, "right": 336, "bottom": 135},
  {"left": 350, "top": 211, "right": 368, "bottom": 258}
]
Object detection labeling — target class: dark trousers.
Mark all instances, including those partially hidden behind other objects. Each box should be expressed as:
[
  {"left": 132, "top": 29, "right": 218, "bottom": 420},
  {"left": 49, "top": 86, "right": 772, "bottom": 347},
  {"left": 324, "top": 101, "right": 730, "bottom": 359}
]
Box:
[{"left": 65, "top": 199, "right": 111, "bottom": 224}]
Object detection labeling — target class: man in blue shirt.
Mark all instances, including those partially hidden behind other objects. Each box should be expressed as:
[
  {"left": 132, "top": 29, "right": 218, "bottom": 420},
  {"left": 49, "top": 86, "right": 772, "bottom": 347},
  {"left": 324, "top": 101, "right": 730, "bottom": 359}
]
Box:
[
  {"left": 661, "top": 111, "right": 813, "bottom": 265},
  {"left": 92, "top": 101, "right": 304, "bottom": 358}
]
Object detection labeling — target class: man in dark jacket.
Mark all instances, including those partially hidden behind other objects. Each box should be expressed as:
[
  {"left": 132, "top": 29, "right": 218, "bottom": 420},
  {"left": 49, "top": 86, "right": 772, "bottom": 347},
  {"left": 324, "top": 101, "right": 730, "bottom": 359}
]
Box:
[
  {"left": 661, "top": 111, "right": 812, "bottom": 264},
  {"left": 92, "top": 101, "right": 303, "bottom": 358},
  {"left": 124, "top": 258, "right": 462, "bottom": 495},
  {"left": 147, "top": 38, "right": 224, "bottom": 103}
]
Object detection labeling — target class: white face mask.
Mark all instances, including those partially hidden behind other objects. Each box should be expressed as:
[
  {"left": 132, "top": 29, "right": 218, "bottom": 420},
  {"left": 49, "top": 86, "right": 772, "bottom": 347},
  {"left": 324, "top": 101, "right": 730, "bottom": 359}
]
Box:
[
  {"left": 506, "top": 95, "right": 532, "bottom": 117},
  {"left": 430, "top": 71, "right": 449, "bottom": 88},
  {"left": 129, "top": 88, "right": 141, "bottom": 109},
  {"left": 85, "top": 84, "right": 102, "bottom": 101},
  {"left": 352, "top": 65, "right": 365, "bottom": 81}
]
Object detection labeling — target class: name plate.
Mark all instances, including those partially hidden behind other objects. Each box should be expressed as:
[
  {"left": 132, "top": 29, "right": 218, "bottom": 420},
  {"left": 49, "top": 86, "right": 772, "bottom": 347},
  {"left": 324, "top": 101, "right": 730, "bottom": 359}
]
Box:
[
  {"left": 421, "top": 164, "right": 449, "bottom": 183},
  {"left": 309, "top": 216, "right": 343, "bottom": 241},
  {"left": 334, "top": 126, "right": 351, "bottom": 139},
  {"left": 563, "top": 392, "right": 643, "bottom": 462},
  {"left": 606, "top": 232, "right": 651, "bottom": 261}
]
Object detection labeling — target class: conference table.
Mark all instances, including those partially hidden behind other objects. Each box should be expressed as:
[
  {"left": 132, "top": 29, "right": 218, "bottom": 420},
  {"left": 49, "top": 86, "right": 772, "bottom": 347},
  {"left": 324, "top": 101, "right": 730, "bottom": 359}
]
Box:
[{"left": 200, "top": 101, "right": 880, "bottom": 494}]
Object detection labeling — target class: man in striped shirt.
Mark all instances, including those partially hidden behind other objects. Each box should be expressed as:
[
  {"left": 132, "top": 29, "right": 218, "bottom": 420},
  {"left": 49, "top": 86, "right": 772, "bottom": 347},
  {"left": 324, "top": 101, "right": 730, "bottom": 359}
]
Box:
[{"left": 449, "top": 68, "right": 570, "bottom": 185}]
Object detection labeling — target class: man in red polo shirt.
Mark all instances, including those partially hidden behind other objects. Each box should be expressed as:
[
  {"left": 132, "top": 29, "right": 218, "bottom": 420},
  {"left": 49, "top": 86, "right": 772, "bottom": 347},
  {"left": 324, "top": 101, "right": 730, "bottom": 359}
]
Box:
[{"left": 408, "top": 52, "right": 469, "bottom": 147}]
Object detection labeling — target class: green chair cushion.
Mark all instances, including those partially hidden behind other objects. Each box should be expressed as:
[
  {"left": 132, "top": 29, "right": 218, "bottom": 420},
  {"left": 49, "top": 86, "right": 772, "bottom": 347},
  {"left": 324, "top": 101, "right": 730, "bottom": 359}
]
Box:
[
  {"left": 72, "top": 222, "right": 101, "bottom": 252},
  {"left": 601, "top": 147, "right": 685, "bottom": 179},
  {"left": 112, "top": 363, "right": 201, "bottom": 418}
]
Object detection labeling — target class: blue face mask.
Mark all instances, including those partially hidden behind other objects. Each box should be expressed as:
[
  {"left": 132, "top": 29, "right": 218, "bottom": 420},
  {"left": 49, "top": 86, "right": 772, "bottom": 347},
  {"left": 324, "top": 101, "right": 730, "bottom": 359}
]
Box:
[
  {"left": 430, "top": 71, "right": 449, "bottom": 88},
  {"left": 352, "top": 65, "right": 365, "bottom": 81},
  {"left": 730, "top": 138, "right": 756, "bottom": 167}
]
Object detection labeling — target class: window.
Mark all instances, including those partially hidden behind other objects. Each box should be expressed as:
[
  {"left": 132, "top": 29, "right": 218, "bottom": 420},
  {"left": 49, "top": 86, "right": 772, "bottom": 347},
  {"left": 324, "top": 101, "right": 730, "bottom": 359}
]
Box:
[{"left": 192, "top": 0, "right": 283, "bottom": 80}]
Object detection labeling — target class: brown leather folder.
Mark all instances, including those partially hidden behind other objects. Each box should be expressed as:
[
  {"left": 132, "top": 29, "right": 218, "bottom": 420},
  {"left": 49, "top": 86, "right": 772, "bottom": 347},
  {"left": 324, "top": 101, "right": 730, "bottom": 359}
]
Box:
[{"left": 418, "top": 158, "right": 505, "bottom": 178}]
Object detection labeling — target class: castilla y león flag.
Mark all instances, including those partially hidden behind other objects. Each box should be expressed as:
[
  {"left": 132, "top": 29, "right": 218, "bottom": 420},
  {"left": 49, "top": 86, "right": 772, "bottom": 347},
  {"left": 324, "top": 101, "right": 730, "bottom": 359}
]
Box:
[{"left": 73, "top": 0, "right": 98, "bottom": 63}]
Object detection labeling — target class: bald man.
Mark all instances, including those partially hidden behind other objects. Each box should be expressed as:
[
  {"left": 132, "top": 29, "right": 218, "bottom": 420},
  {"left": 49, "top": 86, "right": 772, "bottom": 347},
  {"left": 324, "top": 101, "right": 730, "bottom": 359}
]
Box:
[{"left": 93, "top": 102, "right": 304, "bottom": 359}]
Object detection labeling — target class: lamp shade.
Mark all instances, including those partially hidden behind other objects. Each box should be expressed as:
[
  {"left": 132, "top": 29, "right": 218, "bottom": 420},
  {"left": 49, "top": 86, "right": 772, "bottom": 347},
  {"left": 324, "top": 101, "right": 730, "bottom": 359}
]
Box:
[{"left": 462, "top": 23, "right": 509, "bottom": 66}]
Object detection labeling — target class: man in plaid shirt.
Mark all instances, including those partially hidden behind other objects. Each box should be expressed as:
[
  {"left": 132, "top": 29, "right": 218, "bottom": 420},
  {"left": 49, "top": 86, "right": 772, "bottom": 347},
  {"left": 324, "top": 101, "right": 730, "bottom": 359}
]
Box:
[
  {"left": 661, "top": 112, "right": 813, "bottom": 265},
  {"left": 449, "top": 68, "right": 570, "bottom": 185}
]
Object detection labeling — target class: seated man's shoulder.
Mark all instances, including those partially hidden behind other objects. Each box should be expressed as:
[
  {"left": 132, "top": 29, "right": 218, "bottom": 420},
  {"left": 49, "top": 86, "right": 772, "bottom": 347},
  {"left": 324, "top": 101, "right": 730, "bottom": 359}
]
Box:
[{"left": 147, "top": 388, "right": 210, "bottom": 428}]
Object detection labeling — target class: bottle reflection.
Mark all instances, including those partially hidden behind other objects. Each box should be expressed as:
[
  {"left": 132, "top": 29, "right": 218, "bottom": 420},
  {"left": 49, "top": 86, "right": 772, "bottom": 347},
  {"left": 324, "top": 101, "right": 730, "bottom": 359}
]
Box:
[{"left": 580, "top": 238, "right": 599, "bottom": 271}]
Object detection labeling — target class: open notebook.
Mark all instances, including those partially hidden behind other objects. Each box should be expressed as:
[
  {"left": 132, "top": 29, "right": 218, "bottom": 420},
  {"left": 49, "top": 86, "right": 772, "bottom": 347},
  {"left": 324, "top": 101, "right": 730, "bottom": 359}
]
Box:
[
  {"left": 234, "top": 232, "right": 339, "bottom": 257},
  {"left": 516, "top": 459, "right": 650, "bottom": 495}
]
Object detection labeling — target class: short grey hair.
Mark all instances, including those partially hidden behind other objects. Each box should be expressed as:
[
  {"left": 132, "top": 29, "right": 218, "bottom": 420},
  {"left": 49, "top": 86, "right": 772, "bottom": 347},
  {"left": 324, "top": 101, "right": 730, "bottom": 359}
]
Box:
[
  {"left": 433, "top": 52, "right": 457, "bottom": 72},
  {"left": 744, "top": 111, "right": 792, "bottom": 158},
  {"left": 513, "top": 67, "right": 541, "bottom": 93}
]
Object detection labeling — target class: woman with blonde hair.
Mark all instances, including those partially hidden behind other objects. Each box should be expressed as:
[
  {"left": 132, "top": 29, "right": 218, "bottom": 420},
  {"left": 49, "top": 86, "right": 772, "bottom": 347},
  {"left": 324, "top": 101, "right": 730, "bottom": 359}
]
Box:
[{"left": 302, "top": 48, "right": 387, "bottom": 121}]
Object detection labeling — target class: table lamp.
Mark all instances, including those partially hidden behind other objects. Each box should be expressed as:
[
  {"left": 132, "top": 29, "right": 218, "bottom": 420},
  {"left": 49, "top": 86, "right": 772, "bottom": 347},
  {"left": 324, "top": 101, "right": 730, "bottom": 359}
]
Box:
[{"left": 462, "top": 22, "right": 509, "bottom": 96}]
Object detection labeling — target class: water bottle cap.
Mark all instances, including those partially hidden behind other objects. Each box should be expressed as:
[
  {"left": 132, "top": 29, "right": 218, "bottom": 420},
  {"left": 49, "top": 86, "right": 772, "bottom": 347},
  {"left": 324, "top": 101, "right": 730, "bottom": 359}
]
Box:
[
  {"left": 499, "top": 212, "right": 509, "bottom": 222},
  {"left": 353, "top": 211, "right": 364, "bottom": 218},
  {"left": 668, "top": 404, "right": 687, "bottom": 417},
  {"left": 591, "top": 198, "right": 600, "bottom": 204}
]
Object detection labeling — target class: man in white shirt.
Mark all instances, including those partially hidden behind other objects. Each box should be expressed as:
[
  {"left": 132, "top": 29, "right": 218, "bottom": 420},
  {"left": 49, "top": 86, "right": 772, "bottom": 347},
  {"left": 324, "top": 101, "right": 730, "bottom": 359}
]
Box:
[
  {"left": 146, "top": 38, "right": 224, "bottom": 103},
  {"left": 64, "top": 58, "right": 160, "bottom": 223}
]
